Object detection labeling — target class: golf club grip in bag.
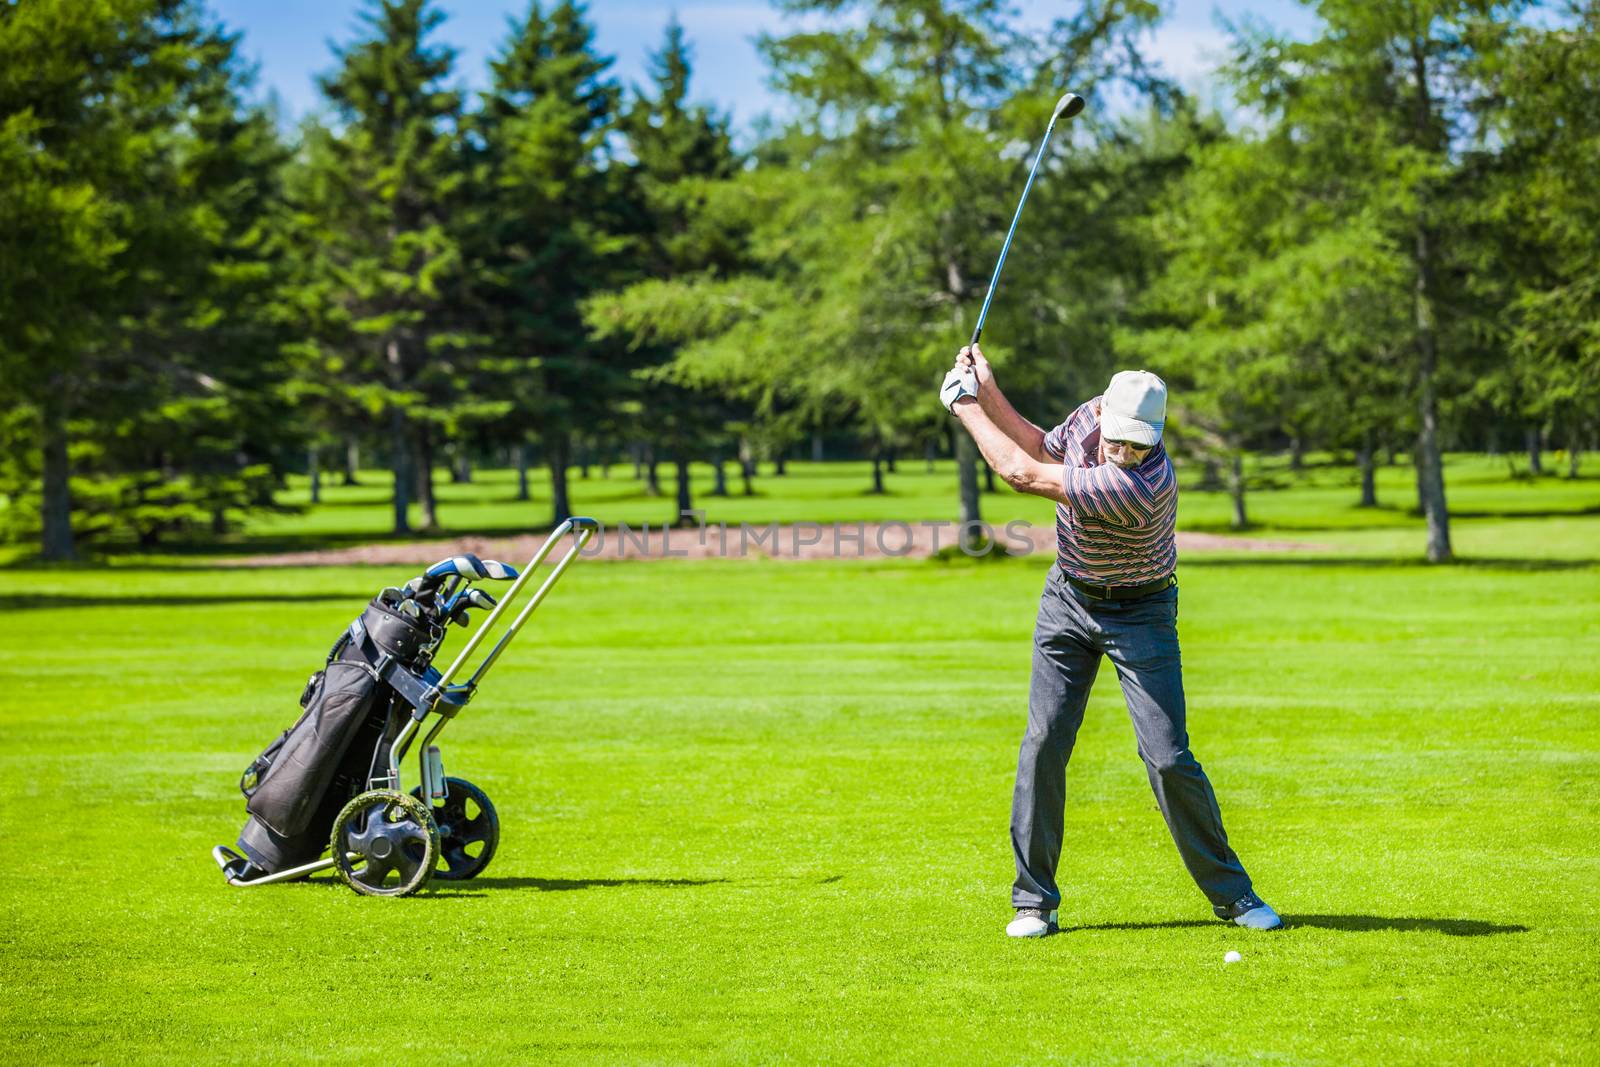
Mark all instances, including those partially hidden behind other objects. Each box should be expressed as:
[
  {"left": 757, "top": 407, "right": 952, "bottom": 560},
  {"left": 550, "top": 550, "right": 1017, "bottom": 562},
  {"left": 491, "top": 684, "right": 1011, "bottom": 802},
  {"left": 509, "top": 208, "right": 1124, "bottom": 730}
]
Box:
[{"left": 235, "top": 598, "right": 430, "bottom": 870}]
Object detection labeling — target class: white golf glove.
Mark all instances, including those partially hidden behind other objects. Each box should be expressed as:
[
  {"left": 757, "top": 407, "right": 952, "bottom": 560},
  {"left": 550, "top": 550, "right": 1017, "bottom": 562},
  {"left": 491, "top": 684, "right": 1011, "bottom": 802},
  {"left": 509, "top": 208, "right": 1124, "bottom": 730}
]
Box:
[{"left": 940, "top": 366, "right": 979, "bottom": 412}]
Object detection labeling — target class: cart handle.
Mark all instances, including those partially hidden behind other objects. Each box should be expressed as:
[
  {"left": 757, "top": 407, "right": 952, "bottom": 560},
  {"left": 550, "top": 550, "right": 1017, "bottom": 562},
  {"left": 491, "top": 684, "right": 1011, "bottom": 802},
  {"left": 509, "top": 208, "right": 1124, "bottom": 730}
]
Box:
[{"left": 429, "top": 516, "right": 599, "bottom": 696}]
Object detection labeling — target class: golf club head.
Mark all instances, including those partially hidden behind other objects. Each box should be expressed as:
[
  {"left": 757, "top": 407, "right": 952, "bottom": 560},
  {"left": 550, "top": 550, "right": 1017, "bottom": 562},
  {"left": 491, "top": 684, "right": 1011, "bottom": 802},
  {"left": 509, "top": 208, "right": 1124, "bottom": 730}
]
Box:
[
  {"left": 442, "top": 584, "right": 497, "bottom": 616},
  {"left": 447, "top": 588, "right": 497, "bottom": 628},
  {"left": 1053, "top": 92, "right": 1085, "bottom": 120}
]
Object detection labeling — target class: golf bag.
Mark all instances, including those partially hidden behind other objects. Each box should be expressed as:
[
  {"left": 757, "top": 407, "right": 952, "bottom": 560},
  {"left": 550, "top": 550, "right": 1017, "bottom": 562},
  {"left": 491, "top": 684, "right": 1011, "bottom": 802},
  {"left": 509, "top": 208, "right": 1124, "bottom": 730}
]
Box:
[
  {"left": 233, "top": 598, "right": 428, "bottom": 874},
  {"left": 213, "top": 518, "right": 600, "bottom": 896}
]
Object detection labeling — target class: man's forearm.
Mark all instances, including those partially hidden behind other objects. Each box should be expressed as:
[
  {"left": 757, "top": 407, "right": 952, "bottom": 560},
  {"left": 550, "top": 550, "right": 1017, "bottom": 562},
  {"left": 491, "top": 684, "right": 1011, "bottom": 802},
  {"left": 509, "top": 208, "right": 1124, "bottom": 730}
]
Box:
[
  {"left": 978, "top": 383, "right": 1050, "bottom": 462},
  {"left": 955, "top": 400, "right": 1035, "bottom": 487},
  {"left": 949, "top": 400, "right": 1066, "bottom": 503}
]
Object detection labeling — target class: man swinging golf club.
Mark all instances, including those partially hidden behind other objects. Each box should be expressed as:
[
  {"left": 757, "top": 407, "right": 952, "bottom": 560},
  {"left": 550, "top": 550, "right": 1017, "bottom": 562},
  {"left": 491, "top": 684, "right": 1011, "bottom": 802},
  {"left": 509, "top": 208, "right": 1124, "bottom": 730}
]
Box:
[{"left": 940, "top": 348, "right": 1282, "bottom": 937}]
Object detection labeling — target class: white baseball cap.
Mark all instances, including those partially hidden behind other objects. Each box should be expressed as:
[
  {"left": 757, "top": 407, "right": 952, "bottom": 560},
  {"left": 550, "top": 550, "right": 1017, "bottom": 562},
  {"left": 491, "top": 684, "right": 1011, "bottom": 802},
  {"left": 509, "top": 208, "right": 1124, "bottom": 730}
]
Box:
[{"left": 1100, "top": 370, "right": 1167, "bottom": 447}]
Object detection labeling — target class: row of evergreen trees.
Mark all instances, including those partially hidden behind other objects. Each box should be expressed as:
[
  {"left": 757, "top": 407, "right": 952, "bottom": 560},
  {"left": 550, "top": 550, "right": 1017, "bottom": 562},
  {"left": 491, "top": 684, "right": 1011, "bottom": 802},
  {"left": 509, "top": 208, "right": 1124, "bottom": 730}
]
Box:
[
  {"left": 593, "top": 0, "right": 1599, "bottom": 565},
  {"left": 1, "top": 0, "right": 741, "bottom": 558},
  {"left": 2, "top": 0, "right": 1594, "bottom": 563}
]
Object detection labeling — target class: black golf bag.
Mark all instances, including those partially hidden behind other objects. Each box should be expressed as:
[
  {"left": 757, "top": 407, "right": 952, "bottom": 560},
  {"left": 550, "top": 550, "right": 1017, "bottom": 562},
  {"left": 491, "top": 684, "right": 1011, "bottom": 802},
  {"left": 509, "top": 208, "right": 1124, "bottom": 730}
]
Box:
[
  {"left": 214, "top": 520, "right": 599, "bottom": 896},
  {"left": 233, "top": 598, "right": 432, "bottom": 874}
]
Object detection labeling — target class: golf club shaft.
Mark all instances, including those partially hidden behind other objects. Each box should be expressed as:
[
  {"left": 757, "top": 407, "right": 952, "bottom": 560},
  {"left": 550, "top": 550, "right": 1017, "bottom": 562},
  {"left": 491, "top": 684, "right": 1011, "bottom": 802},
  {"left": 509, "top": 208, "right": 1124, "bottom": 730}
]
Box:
[{"left": 970, "top": 96, "right": 1080, "bottom": 347}]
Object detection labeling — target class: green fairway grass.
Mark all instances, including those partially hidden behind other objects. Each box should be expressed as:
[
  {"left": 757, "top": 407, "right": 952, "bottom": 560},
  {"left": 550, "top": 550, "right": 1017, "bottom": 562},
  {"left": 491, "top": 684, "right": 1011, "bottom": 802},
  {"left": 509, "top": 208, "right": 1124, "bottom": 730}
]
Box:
[
  {"left": 2, "top": 463, "right": 1598, "bottom": 1063},
  {"left": 3, "top": 565, "right": 1598, "bottom": 1060}
]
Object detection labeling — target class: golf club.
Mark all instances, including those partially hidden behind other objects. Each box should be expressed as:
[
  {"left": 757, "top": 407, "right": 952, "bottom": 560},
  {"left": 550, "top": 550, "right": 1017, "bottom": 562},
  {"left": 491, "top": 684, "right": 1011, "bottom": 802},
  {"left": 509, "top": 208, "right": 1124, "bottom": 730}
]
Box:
[{"left": 970, "top": 91, "right": 1085, "bottom": 347}]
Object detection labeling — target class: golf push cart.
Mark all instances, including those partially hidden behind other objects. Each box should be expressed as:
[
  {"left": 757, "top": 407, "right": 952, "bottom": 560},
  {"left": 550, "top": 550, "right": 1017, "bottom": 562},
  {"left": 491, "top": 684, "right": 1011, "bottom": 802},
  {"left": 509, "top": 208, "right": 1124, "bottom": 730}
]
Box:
[{"left": 212, "top": 517, "right": 600, "bottom": 897}]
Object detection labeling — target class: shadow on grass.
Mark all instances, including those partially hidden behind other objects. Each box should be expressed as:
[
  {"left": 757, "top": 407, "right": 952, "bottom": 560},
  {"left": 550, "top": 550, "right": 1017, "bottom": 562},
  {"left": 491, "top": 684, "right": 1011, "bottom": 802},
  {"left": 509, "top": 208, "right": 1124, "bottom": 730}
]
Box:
[
  {"left": 1181, "top": 503, "right": 1600, "bottom": 537},
  {"left": 1070, "top": 915, "right": 1528, "bottom": 936},
  {"left": 1448, "top": 505, "right": 1600, "bottom": 520},
  {"left": 1179, "top": 556, "right": 1600, "bottom": 571},
  {"left": 0, "top": 592, "right": 359, "bottom": 611},
  {"left": 1287, "top": 914, "right": 1529, "bottom": 935},
  {"left": 429, "top": 875, "right": 728, "bottom": 896}
]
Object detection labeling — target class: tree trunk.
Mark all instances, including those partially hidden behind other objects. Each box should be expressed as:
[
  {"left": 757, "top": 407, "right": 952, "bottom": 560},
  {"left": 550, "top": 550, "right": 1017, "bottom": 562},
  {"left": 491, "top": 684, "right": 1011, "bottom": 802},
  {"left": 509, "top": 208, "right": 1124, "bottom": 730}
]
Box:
[
  {"left": 343, "top": 437, "right": 360, "bottom": 486},
  {"left": 925, "top": 438, "right": 937, "bottom": 473},
  {"left": 415, "top": 430, "right": 439, "bottom": 531},
  {"left": 1199, "top": 458, "right": 1222, "bottom": 491},
  {"left": 710, "top": 456, "right": 728, "bottom": 497},
  {"left": 811, "top": 432, "right": 823, "bottom": 462},
  {"left": 1357, "top": 429, "right": 1378, "bottom": 508},
  {"left": 956, "top": 432, "right": 982, "bottom": 533},
  {"left": 1289, "top": 434, "right": 1304, "bottom": 472},
  {"left": 675, "top": 456, "right": 692, "bottom": 518},
  {"left": 514, "top": 442, "right": 530, "bottom": 502},
  {"left": 39, "top": 393, "right": 76, "bottom": 561},
  {"left": 1408, "top": 38, "right": 1451, "bottom": 563},
  {"left": 738, "top": 437, "right": 755, "bottom": 496},
  {"left": 308, "top": 445, "right": 321, "bottom": 505},
  {"left": 1413, "top": 371, "right": 1452, "bottom": 561},
  {"left": 1412, "top": 238, "right": 1451, "bottom": 563},
  {"left": 983, "top": 465, "right": 996, "bottom": 494},
  {"left": 1228, "top": 452, "right": 1248, "bottom": 530},
  {"left": 389, "top": 407, "right": 411, "bottom": 535},
  {"left": 885, "top": 448, "right": 897, "bottom": 474},
  {"left": 1525, "top": 426, "right": 1543, "bottom": 475},
  {"left": 644, "top": 444, "right": 661, "bottom": 496},
  {"left": 387, "top": 339, "right": 411, "bottom": 535},
  {"left": 211, "top": 508, "right": 228, "bottom": 536},
  {"left": 453, "top": 449, "right": 471, "bottom": 484},
  {"left": 547, "top": 431, "right": 572, "bottom": 526},
  {"left": 1568, "top": 425, "right": 1582, "bottom": 478},
  {"left": 773, "top": 453, "right": 786, "bottom": 476},
  {"left": 870, "top": 449, "right": 885, "bottom": 494},
  {"left": 633, "top": 445, "right": 644, "bottom": 480}
]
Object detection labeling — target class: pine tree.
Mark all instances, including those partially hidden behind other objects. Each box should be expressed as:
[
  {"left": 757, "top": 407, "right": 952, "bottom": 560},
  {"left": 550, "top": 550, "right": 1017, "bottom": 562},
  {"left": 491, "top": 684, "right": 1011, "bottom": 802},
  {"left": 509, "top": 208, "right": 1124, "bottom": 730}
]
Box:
[
  {"left": 617, "top": 18, "right": 743, "bottom": 520},
  {"left": 0, "top": 0, "right": 293, "bottom": 556},
  {"left": 474, "top": 0, "right": 624, "bottom": 526},
  {"left": 588, "top": 0, "right": 1172, "bottom": 532},
  {"left": 312, "top": 0, "right": 470, "bottom": 534},
  {"left": 1471, "top": 7, "right": 1600, "bottom": 476},
  {"left": 1222, "top": 0, "right": 1528, "bottom": 562}
]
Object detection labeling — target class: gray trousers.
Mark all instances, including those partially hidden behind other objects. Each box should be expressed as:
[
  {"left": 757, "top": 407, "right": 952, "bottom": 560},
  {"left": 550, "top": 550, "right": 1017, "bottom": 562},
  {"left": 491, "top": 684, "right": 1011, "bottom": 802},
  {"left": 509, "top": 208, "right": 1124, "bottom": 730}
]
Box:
[{"left": 1011, "top": 567, "right": 1253, "bottom": 915}]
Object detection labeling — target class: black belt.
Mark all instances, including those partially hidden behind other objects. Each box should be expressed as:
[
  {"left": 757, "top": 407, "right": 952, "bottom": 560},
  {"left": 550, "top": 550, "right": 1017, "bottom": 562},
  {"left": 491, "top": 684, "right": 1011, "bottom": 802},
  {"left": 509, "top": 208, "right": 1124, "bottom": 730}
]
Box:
[{"left": 1062, "top": 571, "right": 1175, "bottom": 601}]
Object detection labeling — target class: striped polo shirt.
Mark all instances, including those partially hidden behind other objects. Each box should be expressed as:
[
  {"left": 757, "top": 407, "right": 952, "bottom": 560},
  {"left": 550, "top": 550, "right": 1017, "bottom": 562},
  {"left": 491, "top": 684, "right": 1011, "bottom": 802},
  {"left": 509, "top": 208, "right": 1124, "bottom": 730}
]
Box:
[{"left": 1042, "top": 397, "right": 1177, "bottom": 585}]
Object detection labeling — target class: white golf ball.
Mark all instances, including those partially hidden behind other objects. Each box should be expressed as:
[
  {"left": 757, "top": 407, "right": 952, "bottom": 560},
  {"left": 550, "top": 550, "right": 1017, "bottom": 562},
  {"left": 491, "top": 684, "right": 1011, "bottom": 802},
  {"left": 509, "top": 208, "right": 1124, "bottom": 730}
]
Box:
[{"left": 1224, "top": 951, "right": 1242, "bottom": 964}]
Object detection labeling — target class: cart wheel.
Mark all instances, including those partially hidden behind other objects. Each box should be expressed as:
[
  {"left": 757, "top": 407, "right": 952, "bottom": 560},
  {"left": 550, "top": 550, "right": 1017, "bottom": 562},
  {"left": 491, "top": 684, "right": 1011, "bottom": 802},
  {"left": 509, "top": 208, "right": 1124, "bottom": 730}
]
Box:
[
  {"left": 411, "top": 777, "right": 499, "bottom": 881},
  {"left": 330, "top": 789, "right": 439, "bottom": 897}
]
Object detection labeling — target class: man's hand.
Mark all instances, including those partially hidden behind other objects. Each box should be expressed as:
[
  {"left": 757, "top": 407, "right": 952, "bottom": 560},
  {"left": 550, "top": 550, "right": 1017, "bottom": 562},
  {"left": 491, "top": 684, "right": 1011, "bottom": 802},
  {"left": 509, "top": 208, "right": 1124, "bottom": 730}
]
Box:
[
  {"left": 956, "top": 344, "right": 995, "bottom": 388},
  {"left": 946, "top": 340, "right": 1054, "bottom": 465},
  {"left": 940, "top": 366, "right": 979, "bottom": 411}
]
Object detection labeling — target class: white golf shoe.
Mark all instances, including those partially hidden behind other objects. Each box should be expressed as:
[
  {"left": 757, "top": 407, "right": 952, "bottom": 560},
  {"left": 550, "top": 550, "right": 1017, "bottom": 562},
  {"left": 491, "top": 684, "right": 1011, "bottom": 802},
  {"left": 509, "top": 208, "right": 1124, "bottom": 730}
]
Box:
[
  {"left": 1006, "top": 907, "right": 1059, "bottom": 938},
  {"left": 1221, "top": 892, "right": 1284, "bottom": 931}
]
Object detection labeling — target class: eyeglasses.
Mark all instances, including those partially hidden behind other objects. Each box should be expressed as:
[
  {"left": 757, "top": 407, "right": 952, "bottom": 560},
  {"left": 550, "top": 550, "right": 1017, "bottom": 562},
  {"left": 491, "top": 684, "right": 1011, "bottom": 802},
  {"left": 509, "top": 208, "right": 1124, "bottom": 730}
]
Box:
[{"left": 1103, "top": 439, "right": 1152, "bottom": 452}]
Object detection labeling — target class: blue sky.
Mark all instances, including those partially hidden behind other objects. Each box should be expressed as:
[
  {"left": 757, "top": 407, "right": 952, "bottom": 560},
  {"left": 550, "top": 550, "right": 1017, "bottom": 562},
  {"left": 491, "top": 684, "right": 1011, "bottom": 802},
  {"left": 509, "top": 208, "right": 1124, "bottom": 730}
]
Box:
[{"left": 214, "top": 0, "right": 1322, "bottom": 129}]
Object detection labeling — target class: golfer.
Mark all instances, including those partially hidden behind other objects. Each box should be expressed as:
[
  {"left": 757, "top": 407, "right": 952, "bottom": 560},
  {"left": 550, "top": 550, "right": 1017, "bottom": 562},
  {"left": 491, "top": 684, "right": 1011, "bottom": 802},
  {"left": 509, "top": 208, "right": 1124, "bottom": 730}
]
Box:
[{"left": 940, "top": 345, "right": 1282, "bottom": 938}]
